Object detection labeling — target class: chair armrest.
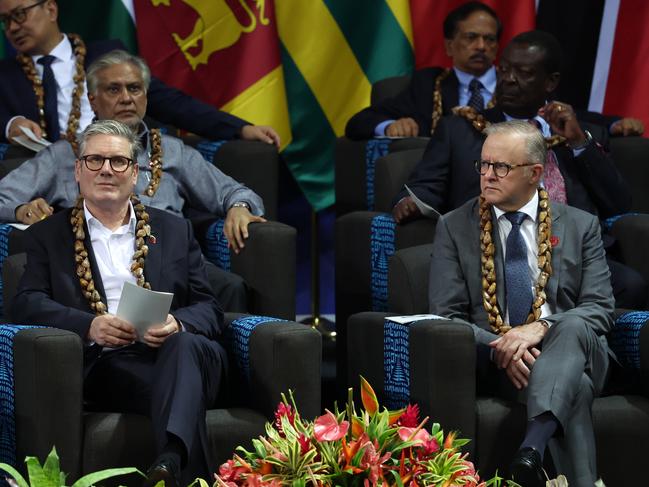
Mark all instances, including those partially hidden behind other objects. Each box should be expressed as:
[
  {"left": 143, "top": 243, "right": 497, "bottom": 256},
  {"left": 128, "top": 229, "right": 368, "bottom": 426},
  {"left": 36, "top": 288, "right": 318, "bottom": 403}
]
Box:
[
  {"left": 226, "top": 313, "right": 321, "bottom": 420},
  {"left": 347, "top": 313, "right": 476, "bottom": 443},
  {"left": 335, "top": 137, "right": 373, "bottom": 215},
  {"left": 388, "top": 244, "right": 433, "bottom": 315},
  {"left": 13, "top": 328, "right": 83, "bottom": 478},
  {"left": 374, "top": 147, "right": 425, "bottom": 213},
  {"left": 610, "top": 310, "right": 649, "bottom": 395},
  {"left": 230, "top": 221, "right": 296, "bottom": 321},
  {"left": 610, "top": 214, "right": 649, "bottom": 288}
]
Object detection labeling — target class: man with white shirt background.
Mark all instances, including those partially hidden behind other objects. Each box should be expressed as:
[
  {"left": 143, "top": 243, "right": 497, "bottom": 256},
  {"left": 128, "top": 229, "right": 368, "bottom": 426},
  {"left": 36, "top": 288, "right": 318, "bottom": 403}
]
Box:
[{"left": 0, "top": 0, "right": 280, "bottom": 146}]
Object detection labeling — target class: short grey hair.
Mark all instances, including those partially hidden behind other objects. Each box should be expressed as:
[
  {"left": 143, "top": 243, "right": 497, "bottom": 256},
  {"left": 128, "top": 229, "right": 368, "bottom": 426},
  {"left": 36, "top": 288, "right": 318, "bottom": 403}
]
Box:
[
  {"left": 86, "top": 50, "right": 151, "bottom": 95},
  {"left": 78, "top": 119, "right": 142, "bottom": 160},
  {"left": 484, "top": 120, "right": 546, "bottom": 166}
]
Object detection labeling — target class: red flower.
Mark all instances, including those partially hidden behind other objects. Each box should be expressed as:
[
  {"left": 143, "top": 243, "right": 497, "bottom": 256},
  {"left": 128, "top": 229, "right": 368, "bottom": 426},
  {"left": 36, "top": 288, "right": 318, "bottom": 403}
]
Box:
[
  {"left": 297, "top": 433, "right": 311, "bottom": 455},
  {"left": 420, "top": 437, "right": 440, "bottom": 457},
  {"left": 314, "top": 410, "right": 349, "bottom": 442},
  {"left": 397, "top": 404, "right": 420, "bottom": 427},
  {"left": 550, "top": 235, "right": 559, "bottom": 247},
  {"left": 219, "top": 459, "right": 250, "bottom": 482},
  {"left": 274, "top": 402, "right": 295, "bottom": 436}
]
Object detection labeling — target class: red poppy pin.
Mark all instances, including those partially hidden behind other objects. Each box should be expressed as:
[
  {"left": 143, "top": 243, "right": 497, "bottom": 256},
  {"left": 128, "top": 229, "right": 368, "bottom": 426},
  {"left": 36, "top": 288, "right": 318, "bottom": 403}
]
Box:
[
  {"left": 550, "top": 235, "right": 559, "bottom": 247},
  {"left": 149, "top": 235, "right": 157, "bottom": 244}
]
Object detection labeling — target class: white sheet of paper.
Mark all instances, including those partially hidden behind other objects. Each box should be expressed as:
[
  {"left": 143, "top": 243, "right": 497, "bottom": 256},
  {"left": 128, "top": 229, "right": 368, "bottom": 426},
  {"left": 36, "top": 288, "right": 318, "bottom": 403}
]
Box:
[
  {"left": 116, "top": 281, "right": 173, "bottom": 341},
  {"left": 19, "top": 125, "right": 52, "bottom": 145},
  {"left": 11, "top": 135, "right": 47, "bottom": 153},
  {"left": 385, "top": 314, "right": 448, "bottom": 324},
  {"left": 8, "top": 223, "right": 29, "bottom": 230},
  {"left": 405, "top": 184, "right": 442, "bottom": 219}
]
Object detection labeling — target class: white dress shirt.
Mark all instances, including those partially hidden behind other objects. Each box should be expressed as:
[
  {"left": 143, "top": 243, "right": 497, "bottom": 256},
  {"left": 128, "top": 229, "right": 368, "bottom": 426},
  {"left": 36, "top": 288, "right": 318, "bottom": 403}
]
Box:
[
  {"left": 5, "top": 35, "right": 94, "bottom": 140},
  {"left": 493, "top": 191, "right": 554, "bottom": 324},
  {"left": 454, "top": 65, "right": 497, "bottom": 108},
  {"left": 84, "top": 201, "right": 137, "bottom": 316}
]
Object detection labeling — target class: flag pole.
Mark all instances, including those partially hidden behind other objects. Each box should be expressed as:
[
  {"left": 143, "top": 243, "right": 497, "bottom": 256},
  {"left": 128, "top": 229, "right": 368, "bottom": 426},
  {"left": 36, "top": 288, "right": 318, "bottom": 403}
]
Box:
[{"left": 301, "top": 209, "right": 336, "bottom": 340}]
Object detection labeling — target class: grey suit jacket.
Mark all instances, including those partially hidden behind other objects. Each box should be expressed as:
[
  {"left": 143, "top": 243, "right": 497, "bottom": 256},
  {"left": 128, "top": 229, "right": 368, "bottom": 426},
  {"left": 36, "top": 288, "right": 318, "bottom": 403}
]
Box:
[{"left": 429, "top": 197, "right": 615, "bottom": 346}]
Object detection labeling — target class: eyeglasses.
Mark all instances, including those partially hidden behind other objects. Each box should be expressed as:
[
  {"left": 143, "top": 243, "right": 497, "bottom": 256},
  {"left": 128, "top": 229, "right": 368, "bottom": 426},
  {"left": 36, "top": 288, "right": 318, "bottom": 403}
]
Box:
[
  {"left": 475, "top": 160, "right": 537, "bottom": 178},
  {"left": 0, "top": 0, "right": 47, "bottom": 29},
  {"left": 80, "top": 155, "right": 133, "bottom": 173}
]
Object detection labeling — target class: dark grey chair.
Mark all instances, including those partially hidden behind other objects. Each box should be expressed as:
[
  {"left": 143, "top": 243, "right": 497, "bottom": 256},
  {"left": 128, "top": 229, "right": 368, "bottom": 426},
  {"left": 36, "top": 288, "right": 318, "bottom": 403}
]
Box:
[{"left": 347, "top": 243, "right": 649, "bottom": 486}]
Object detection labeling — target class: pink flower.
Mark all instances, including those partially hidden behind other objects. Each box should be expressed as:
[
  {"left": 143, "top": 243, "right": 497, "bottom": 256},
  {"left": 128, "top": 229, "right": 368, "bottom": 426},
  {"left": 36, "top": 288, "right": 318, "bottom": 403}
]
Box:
[
  {"left": 359, "top": 439, "right": 391, "bottom": 484},
  {"left": 274, "top": 402, "right": 295, "bottom": 436},
  {"left": 421, "top": 437, "right": 440, "bottom": 456},
  {"left": 397, "top": 426, "right": 431, "bottom": 445},
  {"left": 219, "top": 459, "right": 249, "bottom": 482},
  {"left": 398, "top": 404, "right": 420, "bottom": 427},
  {"left": 314, "top": 410, "right": 349, "bottom": 442}
]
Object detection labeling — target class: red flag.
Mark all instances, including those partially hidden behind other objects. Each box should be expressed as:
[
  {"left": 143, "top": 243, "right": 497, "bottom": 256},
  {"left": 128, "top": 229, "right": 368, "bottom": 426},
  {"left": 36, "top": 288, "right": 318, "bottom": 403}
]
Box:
[
  {"left": 589, "top": 0, "right": 649, "bottom": 132},
  {"left": 134, "top": 0, "right": 290, "bottom": 145},
  {"left": 409, "top": 0, "right": 535, "bottom": 69}
]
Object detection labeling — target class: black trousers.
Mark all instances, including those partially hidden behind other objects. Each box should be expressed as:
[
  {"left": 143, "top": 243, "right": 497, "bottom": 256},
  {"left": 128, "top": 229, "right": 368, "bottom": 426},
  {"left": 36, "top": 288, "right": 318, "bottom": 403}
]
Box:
[{"left": 83, "top": 332, "right": 228, "bottom": 484}]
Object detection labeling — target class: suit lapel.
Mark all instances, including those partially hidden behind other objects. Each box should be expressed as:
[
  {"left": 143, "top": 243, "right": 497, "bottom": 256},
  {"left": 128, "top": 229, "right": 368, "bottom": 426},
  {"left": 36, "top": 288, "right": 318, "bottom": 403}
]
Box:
[
  {"left": 546, "top": 203, "right": 564, "bottom": 306},
  {"left": 144, "top": 209, "right": 163, "bottom": 290},
  {"left": 442, "top": 71, "right": 460, "bottom": 113}
]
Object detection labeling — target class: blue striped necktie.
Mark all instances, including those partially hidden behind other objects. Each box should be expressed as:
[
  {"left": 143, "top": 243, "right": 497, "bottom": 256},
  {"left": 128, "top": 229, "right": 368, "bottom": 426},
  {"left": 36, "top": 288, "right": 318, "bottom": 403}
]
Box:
[{"left": 504, "top": 211, "right": 533, "bottom": 326}]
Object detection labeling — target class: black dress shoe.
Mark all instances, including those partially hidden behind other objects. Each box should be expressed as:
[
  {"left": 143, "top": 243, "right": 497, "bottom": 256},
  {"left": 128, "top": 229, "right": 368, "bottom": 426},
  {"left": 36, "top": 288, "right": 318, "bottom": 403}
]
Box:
[
  {"left": 142, "top": 462, "right": 179, "bottom": 487},
  {"left": 509, "top": 447, "right": 547, "bottom": 487}
]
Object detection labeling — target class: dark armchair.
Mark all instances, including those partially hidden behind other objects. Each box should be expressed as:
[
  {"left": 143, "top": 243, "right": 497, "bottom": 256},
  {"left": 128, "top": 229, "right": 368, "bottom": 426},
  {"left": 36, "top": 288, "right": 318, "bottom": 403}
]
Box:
[{"left": 347, "top": 243, "right": 649, "bottom": 485}]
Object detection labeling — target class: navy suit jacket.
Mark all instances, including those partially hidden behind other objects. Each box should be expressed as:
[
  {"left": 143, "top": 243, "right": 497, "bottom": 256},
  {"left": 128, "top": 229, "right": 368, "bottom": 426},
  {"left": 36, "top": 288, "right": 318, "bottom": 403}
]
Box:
[
  {"left": 0, "top": 38, "right": 248, "bottom": 143},
  {"left": 394, "top": 108, "right": 631, "bottom": 220},
  {"left": 345, "top": 67, "right": 460, "bottom": 139},
  {"left": 12, "top": 206, "right": 224, "bottom": 364}
]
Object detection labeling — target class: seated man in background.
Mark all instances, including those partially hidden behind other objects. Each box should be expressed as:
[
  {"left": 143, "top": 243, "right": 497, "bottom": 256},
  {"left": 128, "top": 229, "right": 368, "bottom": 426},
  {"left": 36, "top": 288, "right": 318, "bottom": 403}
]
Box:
[
  {"left": 344, "top": 1, "right": 641, "bottom": 140},
  {"left": 13, "top": 119, "right": 227, "bottom": 487},
  {"left": 0, "top": 0, "right": 279, "bottom": 145},
  {"left": 0, "top": 50, "right": 265, "bottom": 310},
  {"left": 392, "top": 30, "right": 645, "bottom": 309},
  {"left": 345, "top": 1, "right": 500, "bottom": 139},
  {"left": 429, "top": 120, "right": 614, "bottom": 487}
]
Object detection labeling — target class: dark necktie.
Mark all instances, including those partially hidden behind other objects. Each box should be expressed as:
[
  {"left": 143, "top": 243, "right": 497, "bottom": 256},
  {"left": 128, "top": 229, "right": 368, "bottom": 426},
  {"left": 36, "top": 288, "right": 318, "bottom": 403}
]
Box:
[
  {"left": 467, "top": 78, "right": 484, "bottom": 112},
  {"left": 37, "top": 55, "right": 60, "bottom": 141},
  {"left": 504, "top": 211, "right": 533, "bottom": 326}
]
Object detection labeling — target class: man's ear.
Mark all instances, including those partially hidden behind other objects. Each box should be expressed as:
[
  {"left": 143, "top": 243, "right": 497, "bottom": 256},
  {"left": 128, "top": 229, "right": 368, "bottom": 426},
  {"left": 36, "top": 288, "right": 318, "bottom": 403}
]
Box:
[
  {"left": 530, "top": 163, "right": 544, "bottom": 184},
  {"left": 46, "top": 0, "right": 58, "bottom": 21},
  {"left": 88, "top": 93, "right": 97, "bottom": 113},
  {"left": 443, "top": 37, "right": 454, "bottom": 57}
]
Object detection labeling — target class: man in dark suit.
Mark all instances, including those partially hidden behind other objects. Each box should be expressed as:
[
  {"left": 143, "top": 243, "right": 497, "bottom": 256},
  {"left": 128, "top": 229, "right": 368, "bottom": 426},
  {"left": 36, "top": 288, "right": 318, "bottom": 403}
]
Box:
[
  {"left": 393, "top": 30, "right": 645, "bottom": 309},
  {"left": 0, "top": 0, "right": 279, "bottom": 145},
  {"left": 430, "top": 120, "right": 613, "bottom": 486},
  {"left": 345, "top": 1, "right": 501, "bottom": 139},
  {"left": 12, "top": 119, "right": 226, "bottom": 487}
]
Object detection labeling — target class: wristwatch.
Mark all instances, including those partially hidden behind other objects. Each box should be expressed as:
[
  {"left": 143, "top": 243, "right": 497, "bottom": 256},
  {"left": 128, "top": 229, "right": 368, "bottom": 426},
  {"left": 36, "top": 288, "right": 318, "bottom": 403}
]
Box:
[{"left": 231, "top": 201, "right": 250, "bottom": 211}]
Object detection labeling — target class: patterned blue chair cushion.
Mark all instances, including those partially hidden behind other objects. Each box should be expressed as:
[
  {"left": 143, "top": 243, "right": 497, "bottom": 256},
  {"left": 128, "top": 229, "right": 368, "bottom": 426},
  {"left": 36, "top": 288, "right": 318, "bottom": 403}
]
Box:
[
  {"left": 196, "top": 140, "right": 227, "bottom": 165},
  {"left": 0, "top": 225, "right": 13, "bottom": 318},
  {"left": 370, "top": 214, "right": 396, "bottom": 312},
  {"left": 204, "top": 219, "right": 230, "bottom": 271},
  {"left": 365, "top": 139, "right": 392, "bottom": 210}
]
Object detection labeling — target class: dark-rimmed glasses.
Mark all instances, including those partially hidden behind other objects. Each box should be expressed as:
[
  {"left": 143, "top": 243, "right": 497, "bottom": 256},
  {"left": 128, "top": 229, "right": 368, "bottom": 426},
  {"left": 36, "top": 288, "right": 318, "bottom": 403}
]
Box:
[
  {"left": 0, "top": 0, "right": 47, "bottom": 29},
  {"left": 80, "top": 154, "right": 133, "bottom": 173},
  {"left": 474, "top": 160, "right": 537, "bottom": 178}
]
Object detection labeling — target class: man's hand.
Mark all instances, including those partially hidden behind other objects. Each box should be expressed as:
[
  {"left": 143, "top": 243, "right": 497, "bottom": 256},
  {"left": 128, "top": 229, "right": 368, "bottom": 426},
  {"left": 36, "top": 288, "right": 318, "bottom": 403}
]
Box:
[
  {"left": 489, "top": 321, "right": 548, "bottom": 369},
  {"left": 224, "top": 206, "right": 266, "bottom": 254},
  {"left": 88, "top": 314, "right": 137, "bottom": 347},
  {"left": 8, "top": 117, "right": 43, "bottom": 144},
  {"left": 386, "top": 117, "right": 419, "bottom": 137},
  {"left": 240, "top": 124, "right": 281, "bottom": 146},
  {"left": 538, "top": 101, "right": 586, "bottom": 147},
  {"left": 505, "top": 347, "right": 541, "bottom": 390},
  {"left": 15, "top": 198, "right": 54, "bottom": 224},
  {"left": 143, "top": 314, "right": 180, "bottom": 348},
  {"left": 610, "top": 117, "right": 644, "bottom": 137},
  {"left": 392, "top": 196, "right": 422, "bottom": 224}
]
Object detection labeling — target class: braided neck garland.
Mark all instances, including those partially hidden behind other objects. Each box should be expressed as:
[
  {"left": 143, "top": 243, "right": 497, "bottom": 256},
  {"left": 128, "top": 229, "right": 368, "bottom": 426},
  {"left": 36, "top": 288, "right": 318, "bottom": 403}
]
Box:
[
  {"left": 17, "top": 33, "right": 86, "bottom": 153},
  {"left": 71, "top": 195, "right": 152, "bottom": 315},
  {"left": 480, "top": 188, "right": 553, "bottom": 335},
  {"left": 144, "top": 128, "right": 163, "bottom": 197},
  {"left": 430, "top": 69, "right": 497, "bottom": 134},
  {"left": 452, "top": 106, "right": 567, "bottom": 149}
]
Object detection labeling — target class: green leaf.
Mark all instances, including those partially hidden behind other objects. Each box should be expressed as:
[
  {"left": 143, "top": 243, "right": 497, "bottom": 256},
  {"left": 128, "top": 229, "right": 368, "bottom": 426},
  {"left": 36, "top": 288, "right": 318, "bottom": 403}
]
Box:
[
  {"left": 42, "top": 447, "right": 62, "bottom": 485},
  {"left": 25, "top": 455, "right": 53, "bottom": 487},
  {"left": 71, "top": 467, "right": 141, "bottom": 487},
  {"left": 187, "top": 479, "right": 211, "bottom": 487},
  {"left": 0, "top": 463, "right": 29, "bottom": 487}
]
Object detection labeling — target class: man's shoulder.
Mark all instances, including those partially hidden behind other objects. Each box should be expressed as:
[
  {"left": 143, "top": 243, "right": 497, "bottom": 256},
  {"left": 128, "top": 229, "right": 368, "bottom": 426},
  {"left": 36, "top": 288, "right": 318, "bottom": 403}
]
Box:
[
  {"left": 26, "top": 207, "right": 72, "bottom": 238},
  {"left": 412, "top": 66, "right": 448, "bottom": 80},
  {"left": 0, "top": 56, "right": 24, "bottom": 79},
  {"left": 552, "top": 201, "right": 599, "bottom": 227},
  {"left": 441, "top": 197, "right": 479, "bottom": 225},
  {"left": 146, "top": 205, "right": 190, "bottom": 228}
]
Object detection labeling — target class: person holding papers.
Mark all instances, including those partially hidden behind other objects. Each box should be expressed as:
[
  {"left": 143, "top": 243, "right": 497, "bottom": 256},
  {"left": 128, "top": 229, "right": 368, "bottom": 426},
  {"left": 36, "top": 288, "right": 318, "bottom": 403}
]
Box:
[{"left": 12, "top": 119, "right": 225, "bottom": 487}]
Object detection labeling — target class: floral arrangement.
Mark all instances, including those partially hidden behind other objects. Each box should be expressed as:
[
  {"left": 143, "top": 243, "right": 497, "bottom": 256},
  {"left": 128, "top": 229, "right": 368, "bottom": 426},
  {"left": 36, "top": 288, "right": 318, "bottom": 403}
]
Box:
[{"left": 198, "top": 378, "right": 519, "bottom": 487}]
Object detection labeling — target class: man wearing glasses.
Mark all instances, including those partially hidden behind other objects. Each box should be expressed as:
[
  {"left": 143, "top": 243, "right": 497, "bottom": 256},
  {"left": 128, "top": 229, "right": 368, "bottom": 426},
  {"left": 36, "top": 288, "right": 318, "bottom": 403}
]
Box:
[
  {"left": 13, "top": 119, "right": 227, "bottom": 487},
  {"left": 391, "top": 30, "right": 645, "bottom": 309},
  {"left": 429, "top": 119, "right": 614, "bottom": 487},
  {"left": 0, "top": 0, "right": 280, "bottom": 145}
]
